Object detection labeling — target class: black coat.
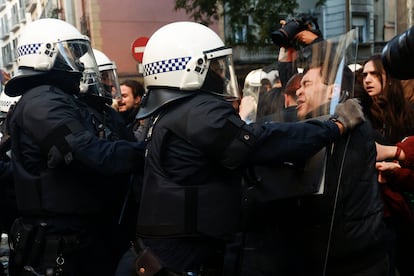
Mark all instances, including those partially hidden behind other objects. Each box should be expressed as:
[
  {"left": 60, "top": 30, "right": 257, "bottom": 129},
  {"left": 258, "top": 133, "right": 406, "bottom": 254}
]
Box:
[
  {"left": 242, "top": 119, "right": 387, "bottom": 276},
  {"left": 137, "top": 91, "right": 343, "bottom": 239},
  {"left": 9, "top": 85, "right": 144, "bottom": 217}
]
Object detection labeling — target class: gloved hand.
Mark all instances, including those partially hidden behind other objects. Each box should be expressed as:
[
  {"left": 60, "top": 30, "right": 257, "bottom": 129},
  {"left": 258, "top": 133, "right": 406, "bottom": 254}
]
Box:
[{"left": 332, "top": 98, "right": 365, "bottom": 133}]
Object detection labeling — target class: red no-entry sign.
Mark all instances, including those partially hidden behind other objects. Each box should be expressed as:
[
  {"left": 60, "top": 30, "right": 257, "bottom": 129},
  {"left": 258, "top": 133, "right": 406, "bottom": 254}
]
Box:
[{"left": 131, "top": 36, "right": 149, "bottom": 63}]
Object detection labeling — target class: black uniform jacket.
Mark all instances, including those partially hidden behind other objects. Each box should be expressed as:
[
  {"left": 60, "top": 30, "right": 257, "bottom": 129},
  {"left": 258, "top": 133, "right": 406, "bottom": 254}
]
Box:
[{"left": 137, "top": 91, "right": 341, "bottom": 239}]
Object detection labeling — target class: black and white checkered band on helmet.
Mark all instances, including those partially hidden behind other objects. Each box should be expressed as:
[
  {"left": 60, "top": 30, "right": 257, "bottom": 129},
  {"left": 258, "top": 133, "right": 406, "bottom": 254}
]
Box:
[
  {"left": 17, "top": 43, "right": 42, "bottom": 57},
  {"left": 144, "top": 56, "right": 191, "bottom": 77}
]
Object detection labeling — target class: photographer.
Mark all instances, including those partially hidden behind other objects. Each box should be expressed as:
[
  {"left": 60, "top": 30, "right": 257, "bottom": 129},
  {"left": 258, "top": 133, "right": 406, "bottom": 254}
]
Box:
[
  {"left": 275, "top": 17, "right": 323, "bottom": 88},
  {"left": 382, "top": 25, "right": 414, "bottom": 80},
  {"left": 382, "top": 25, "right": 414, "bottom": 104}
]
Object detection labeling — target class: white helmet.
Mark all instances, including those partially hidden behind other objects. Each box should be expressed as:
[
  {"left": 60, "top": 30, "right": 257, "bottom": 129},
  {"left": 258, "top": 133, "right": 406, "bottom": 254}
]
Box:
[
  {"left": 243, "top": 69, "right": 266, "bottom": 95},
  {"left": 137, "top": 21, "right": 239, "bottom": 118},
  {"left": 0, "top": 91, "right": 20, "bottom": 113},
  {"left": 0, "top": 90, "right": 20, "bottom": 140},
  {"left": 93, "top": 49, "right": 121, "bottom": 100},
  {"left": 240, "top": 69, "right": 267, "bottom": 123},
  {"left": 5, "top": 18, "right": 102, "bottom": 97}
]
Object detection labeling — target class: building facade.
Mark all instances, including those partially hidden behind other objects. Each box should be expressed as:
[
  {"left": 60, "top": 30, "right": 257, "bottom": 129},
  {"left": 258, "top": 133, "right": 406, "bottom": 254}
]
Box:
[
  {"left": 0, "top": 0, "right": 203, "bottom": 84},
  {"left": 0, "top": 0, "right": 413, "bottom": 92}
]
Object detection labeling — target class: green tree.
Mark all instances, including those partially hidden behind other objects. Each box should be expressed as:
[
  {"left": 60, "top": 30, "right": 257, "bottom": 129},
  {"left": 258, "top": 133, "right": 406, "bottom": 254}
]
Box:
[{"left": 175, "top": 0, "right": 326, "bottom": 49}]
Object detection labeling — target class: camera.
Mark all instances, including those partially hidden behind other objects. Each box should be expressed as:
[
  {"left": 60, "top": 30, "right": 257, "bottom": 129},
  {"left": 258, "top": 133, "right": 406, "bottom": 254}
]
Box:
[
  {"left": 271, "top": 14, "right": 321, "bottom": 48},
  {"left": 382, "top": 25, "right": 414, "bottom": 80}
]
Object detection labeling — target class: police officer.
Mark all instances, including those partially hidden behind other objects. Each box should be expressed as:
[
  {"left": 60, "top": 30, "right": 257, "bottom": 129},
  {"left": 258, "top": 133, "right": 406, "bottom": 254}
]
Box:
[
  {"left": 91, "top": 48, "right": 146, "bottom": 266},
  {"left": 4, "top": 18, "right": 144, "bottom": 276},
  {"left": 92, "top": 48, "right": 122, "bottom": 106},
  {"left": 79, "top": 47, "right": 141, "bottom": 272},
  {"left": 0, "top": 81, "right": 19, "bottom": 276},
  {"left": 132, "top": 21, "right": 365, "bottom": 275}
]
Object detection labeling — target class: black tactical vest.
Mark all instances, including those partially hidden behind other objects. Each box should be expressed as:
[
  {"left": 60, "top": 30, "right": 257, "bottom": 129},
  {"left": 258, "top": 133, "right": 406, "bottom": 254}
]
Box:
[{"left": 136, "top": 94, "right": 243, "bottom": 240}]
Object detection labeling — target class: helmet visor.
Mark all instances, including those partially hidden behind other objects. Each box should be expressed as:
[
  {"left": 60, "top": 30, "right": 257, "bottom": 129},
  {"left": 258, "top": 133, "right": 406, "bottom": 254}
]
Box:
[
  {"left": 203, "top": 48, "right": 240, "bottom": 101},
  {"left": 65, "top": 42, "right": 108, "bottom": 100},
  {"left": 100, "top": 68, "right": 121, "bottom": 100},
  {"left": 54, "top": 40, "right": 91, "bottom": 72}
]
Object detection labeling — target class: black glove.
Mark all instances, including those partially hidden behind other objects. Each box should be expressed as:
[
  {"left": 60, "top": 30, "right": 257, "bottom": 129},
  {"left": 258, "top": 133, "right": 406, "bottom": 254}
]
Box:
[{"left": 332, "top": 98, "right": 365, "bottom": 133}]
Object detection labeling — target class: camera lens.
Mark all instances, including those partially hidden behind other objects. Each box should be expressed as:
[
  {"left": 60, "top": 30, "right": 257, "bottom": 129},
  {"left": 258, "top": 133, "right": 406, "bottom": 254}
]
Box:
[
  {"left": 271, "top": 29, "right": 290, "bottom": 48},
  {"left": 382, "top": 25, "right": 414, "bottom": 79},
  {"left": 271, "top": 20, "right": 302, "bottom": 48}
]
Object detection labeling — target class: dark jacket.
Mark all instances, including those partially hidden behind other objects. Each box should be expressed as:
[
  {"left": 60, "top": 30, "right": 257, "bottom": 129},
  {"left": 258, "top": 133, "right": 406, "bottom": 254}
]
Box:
[
  {"left": 9, "top": 85, "right": 144, "bottom": 219},
  {"left": 137, "top": 91, "right": 342, "bottom": 240},
  {"left": 273, "top": 120, "right": 387, "bottom": 275},
  {"left": 6, "top": 71, "right": 145, "bottom": 275}
]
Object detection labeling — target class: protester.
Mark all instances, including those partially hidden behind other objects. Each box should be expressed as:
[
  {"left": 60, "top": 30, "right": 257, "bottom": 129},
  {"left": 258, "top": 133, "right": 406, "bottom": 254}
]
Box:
[
  {"left": 117, "top": 79, "right": 147, "bottom": 141},
  {"left": 238, "top": 27, "right": 389, "bottom": 275},
  {"left": 288, "top": 60, "right": 388, "bottom": 276},
  {"left": 361, "top": 54, "right": 414, "bottom": 276},
  {"left": 362, "top": 54, "right": 414, "bottom": 145}
]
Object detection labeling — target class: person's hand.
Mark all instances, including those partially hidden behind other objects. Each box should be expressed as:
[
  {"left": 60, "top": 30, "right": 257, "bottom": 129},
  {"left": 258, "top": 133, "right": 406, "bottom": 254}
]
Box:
[
  {"left": 376, "top": 161, "right": 401, "bottom": 183},
  {"left": 332, "top": 98, "right": 365, "bottom": 134},
  {"left": 111, "top": 99, "right": 119, "bottom": 111},
  {"left": 239, "top": 95, "right": 257, "bottom": 122},
  {"left": 294, "top": 30, "right": 320, "bottom": 46},
  {"left": 376, "top": 161, "right": 401, "bottom": 172}
]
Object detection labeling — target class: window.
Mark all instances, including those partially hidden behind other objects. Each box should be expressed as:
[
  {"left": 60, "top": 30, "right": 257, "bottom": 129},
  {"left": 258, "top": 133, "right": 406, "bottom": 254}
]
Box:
[
  {"left": 2, "top": 44, "right": 13, "bottom": 66},
  {"left": 12, "top": 38, "right": 18, "bottom": 60},
  {"left": 233, "top": 16, "right": 248, "bottom": 44},
  {"left": 352, "top": 16, "right": 367, "bottom": 43}
]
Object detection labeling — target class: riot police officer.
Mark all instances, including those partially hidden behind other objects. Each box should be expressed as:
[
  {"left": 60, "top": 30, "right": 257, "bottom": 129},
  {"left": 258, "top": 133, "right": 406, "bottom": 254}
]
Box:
[
  {"left": 0, "top": 78, "right": 19, "bottom": 276},
  {"left": 131, "top": 21, "right": 365, "bottom": 275},
  {"left": 4, "top": 18, "right": 144, "bottom": 276}
]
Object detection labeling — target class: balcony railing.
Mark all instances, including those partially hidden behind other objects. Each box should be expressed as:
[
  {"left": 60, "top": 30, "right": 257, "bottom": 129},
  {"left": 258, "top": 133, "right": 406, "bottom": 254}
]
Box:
[
  {"left": 0, "top": 19, "right": 9, "bottom": 40},
  {"left": 0, "top": 0, "right": 6, "bottom": 12},
  {"left": 232, "top": 45, "right": 277, "bottom": 65},
  {"left": 2, "top": 45, "right": 14, "bottom": 67},
  {"left": 232, "top": 41, "right": 388, "bottom": 67},
  {"left": 19, "top": 8, "right": 26, "bottom": 24},
  {"left": 10, "top": 13, "right": 20, "bottom": 32},
  {"left": 25, "top": 0, "right": 36, "bottom": 12}
]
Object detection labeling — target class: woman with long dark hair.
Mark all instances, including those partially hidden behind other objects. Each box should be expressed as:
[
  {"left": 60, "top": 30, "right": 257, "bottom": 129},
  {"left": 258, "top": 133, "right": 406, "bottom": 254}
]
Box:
[
  {"left": 362, "top": 54, "right": 414, "bottom": 145},
  {"left": 363, "top": 54, "right": 414, "bottom": 276}
]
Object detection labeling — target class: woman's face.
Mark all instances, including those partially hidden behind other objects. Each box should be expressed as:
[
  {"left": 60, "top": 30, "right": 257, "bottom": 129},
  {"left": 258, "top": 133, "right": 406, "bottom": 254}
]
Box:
[{"left": 362, "top": 60, "right": 386, "bottom": 97}]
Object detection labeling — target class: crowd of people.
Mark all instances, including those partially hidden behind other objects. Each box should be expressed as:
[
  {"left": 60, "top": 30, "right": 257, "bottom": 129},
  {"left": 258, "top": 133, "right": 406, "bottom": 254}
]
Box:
[{"left": 0, "top": 15, "right": 413, "bottom": 276}]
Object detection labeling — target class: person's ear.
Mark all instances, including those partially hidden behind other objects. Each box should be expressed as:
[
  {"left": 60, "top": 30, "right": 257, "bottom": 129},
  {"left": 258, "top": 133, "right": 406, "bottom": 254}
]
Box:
[{"left": 327, "top": 84, "right": 335, "bottom": 100}]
